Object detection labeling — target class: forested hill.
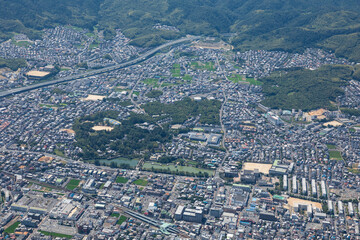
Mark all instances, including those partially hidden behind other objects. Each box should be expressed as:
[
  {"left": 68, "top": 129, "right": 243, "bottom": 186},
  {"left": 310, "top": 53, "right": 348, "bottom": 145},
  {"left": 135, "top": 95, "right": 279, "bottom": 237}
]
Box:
[{"left": 1, "top": 0, "right": 360, "bottom": 60}]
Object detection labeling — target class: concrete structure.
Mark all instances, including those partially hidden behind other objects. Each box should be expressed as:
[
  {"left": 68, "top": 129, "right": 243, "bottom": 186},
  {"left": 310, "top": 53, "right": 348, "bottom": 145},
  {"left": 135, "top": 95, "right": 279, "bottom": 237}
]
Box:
[
  {"left": 209, "top": 208, "right": 222, "bottom": 218},
  {"left": 328, "top": 200, "right": 334, "bottom": 214},
  {"left": 26, "top": 70, "right": 51, "bottom": 80},
  {"left": 283, "top": 175, "right": 288, "bottom": 190},
  {"left": 259, "top": 212, "right": 277, "bottom": 221},
  {"left": 189, "top": 132, "right": 207, "bottom": 142},
  {"left": 348, "top": 202, "right": 354, "bottom": 216},
  {"left": 174, "top": 205, "right": 185, "bottom": 221},
  {"left": 292, "top": 176, "right": 297, "bottom": 194},
  {"left": 207, "top": 134, "right": 221, "bottom": 145},
  {"left": 182, "top": 208, "right": 203, "bottom": 223},
  {"left": 311, "top": 179, "right": 317, "bottom": 197},
  {"left": 265, "top": 112, "right": 283, "bottom": 126},
  {"left": 321, "top": 180, "right": 327, "bottom": 198},
  {"left": 302, "top": 178, "right": 307, "bottom": 195},
  {"left": 82, "top": 178, "right": 96, "bottom": 194},
  {"left": 338, "top": 201, "right": 344, "bottom": 215}
]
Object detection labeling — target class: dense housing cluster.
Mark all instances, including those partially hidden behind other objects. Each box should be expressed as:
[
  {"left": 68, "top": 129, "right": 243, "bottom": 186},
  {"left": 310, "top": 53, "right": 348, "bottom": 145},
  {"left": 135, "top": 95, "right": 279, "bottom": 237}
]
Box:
[{"left": 0, "top": 27, "right": 359, "bottom": 239}]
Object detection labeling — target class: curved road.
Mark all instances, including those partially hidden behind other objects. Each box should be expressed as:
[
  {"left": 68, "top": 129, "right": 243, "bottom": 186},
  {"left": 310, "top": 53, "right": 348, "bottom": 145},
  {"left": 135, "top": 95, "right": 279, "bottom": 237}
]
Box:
[{"left": 0, "top": 36, "right": 198, "bottom": 99}]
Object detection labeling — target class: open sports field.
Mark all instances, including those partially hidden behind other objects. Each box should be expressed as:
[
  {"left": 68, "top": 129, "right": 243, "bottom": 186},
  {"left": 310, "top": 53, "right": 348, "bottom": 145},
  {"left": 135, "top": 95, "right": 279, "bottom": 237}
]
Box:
[
  {"left": 243, "top": 162, "right": 272, "bottom": 174},
  {"left": 66, "top": 179, "right": 81, "bottom": 190},
  {"left": 329, "top": 150, "right": 343, "bottom": 160},
  {"left": 287, "top": 197, "right": 322, "bottom": 211}
]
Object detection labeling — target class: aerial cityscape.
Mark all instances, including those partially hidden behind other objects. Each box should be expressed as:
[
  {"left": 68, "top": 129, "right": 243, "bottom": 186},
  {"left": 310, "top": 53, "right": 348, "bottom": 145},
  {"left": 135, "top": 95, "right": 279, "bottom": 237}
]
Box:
[{"left": 0, "top": 1, "right": 360, "bottom": 240}]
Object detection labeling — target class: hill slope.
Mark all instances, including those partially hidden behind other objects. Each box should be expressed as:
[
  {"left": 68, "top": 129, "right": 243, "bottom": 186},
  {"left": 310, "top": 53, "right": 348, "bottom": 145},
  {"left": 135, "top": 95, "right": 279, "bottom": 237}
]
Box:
[
  {"left": 0, "top": 0, "right": 360, "bottom": 60},
  {"left": 261, "top": 65, "right": 356, "bottom": 110}
]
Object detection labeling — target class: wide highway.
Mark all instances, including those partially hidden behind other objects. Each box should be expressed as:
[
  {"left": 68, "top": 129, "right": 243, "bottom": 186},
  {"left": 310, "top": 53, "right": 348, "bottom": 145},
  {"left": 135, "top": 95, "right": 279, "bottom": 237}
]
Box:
[{"left": 0, "top": 36, "right": 198, "bottom": 99}]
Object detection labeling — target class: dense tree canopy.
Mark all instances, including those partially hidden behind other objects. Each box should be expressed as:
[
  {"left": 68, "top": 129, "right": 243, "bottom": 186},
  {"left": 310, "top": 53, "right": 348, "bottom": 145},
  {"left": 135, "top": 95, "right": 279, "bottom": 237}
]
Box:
[
  {"left": 73, "top": 98, "right": 221, "bottom": 160},
  {"left": 261, "top": 65, "right": 356, "bottom": 110},
  {"left": 143, "top": 97, "right": 221, "bottom": 125},
  {"left": 0, "top": 58, "right": 26, "bottom": 71},
  {"left": 0, "top": 0, "right": 360, "bottom": 59}
]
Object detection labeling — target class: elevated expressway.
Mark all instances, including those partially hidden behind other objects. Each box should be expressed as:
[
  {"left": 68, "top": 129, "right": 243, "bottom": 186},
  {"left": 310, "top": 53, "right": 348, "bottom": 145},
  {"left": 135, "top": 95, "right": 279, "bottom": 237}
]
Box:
[{"left": 0, "top": 36, "right": 198, "bottom": 99}]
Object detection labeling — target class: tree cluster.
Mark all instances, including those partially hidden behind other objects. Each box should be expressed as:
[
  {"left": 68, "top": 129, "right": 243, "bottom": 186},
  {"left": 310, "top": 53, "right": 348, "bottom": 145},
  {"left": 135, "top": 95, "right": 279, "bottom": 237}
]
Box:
[
  {"left": 74, "top": 111, "right": 170, "bottom": 160},
  {"left": 143, "top": 97, "right": 221, "bottom": 125},
  {"left": 261, "top": 65, "right": 355, "bottom": 110}
]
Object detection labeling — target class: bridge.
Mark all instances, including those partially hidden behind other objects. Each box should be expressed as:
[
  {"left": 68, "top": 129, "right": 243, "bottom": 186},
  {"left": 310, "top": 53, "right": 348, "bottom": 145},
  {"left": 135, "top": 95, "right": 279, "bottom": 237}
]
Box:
[
  {"left": 124, "top": 210, "right": 180, "bottom": 235},
  {"left": 0, "top": 36, "right": 199, "bottom": 99}
]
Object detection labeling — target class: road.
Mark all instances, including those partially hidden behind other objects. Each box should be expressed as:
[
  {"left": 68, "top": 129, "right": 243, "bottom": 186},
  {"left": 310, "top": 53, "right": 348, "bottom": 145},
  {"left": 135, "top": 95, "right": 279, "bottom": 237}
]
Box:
[
  {"left": 0, "top": 36, "right": 199, "bottom": 99},
  {"left": 214, "top": 57, "right": 230, "bottom": 179},
  {"left": 129, "top": 71, "right": 145, "bottom": 109}
]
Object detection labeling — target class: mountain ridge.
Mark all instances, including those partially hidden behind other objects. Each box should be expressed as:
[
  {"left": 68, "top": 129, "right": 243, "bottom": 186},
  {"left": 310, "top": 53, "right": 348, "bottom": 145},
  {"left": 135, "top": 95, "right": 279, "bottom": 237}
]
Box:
[{"left": 0, "top": 0, "right": 360, "bottom": 60}]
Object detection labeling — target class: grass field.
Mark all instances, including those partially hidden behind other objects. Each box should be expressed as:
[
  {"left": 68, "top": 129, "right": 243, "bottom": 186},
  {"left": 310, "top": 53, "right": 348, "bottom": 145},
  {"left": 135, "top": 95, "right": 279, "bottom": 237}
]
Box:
[
  {"left": 54, "top": 149, "right": 65, "bottom": 157},
  {"left": 111, "top": 212, "right": 120, "bottom": 218},
  {"left": 348, "top": 168, "right": 360, "bottom": 174},
  {"left": 89, "top": 42, "right": 99, "bottom": 49},
  {"left": 39, "top": 231, "right": 73, "bottom": 239},
  {"left": 13, "top": 40, "right": 32, "bottom": 48},
  {"left": 4, "top": 221, "right": 20, "bottom": 234},
  {"left": 116, "top": 176, "right": 129, "bottom": 183},
  {"left": 133, "top": 179, "right": 148, "bottom": 186},
  {"left": 329, "top": 150, "right": 343, "bottom": 160},
  {"left": 143, "top": 78, "right": 159, "bottom": 87},
  {"left": 326, "top": 144, "right": 337, "bottom": 150},
  {"left": 182, "top": 74, "right": 193, "bottom": 82},
  {"left": 66, "top": 179, "right": 81, "bottom": 190},
  {"left": 143, "top": 162, "right": 214, "bottom": 175},
  {"left": 246, "top": 77, "right": 262, "bottom": 85},
  {"left": 161, "top": 82, "right": 176, "bottom": 87},
  {"left": 228, "top": 74, "right": 262, "bottom": 85},
  {"left": 86, "top": 32, "right": 96, "bottom": 38},
  {"left": 228, "top": 74, "right": 245, "bottom": 83},
  {"left": 171, "top": 64, "right": 181, "bottom": 77},
  {"left": 117, "top": 215, "right": 127, "bottom": 225},
  {"left": 169, "top": 64, "right": 193, "bottom": 82},
  {"left": 191, "top": 61, "right": 216, "bottom": 71}
]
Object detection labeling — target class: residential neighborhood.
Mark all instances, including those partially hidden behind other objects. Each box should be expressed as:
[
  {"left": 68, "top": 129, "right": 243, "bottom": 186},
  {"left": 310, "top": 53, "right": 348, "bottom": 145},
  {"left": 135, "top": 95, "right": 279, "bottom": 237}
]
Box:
[{"left": 0, "top": 26, "right": 359, "bottom": 239}]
